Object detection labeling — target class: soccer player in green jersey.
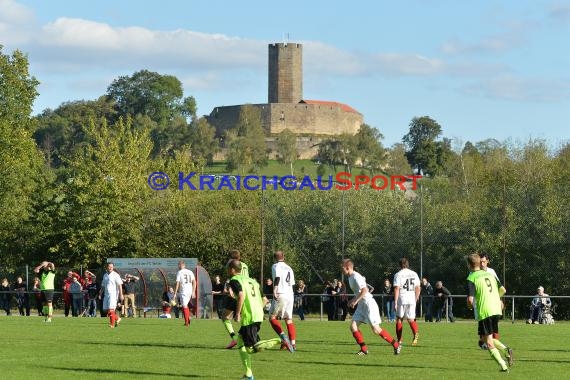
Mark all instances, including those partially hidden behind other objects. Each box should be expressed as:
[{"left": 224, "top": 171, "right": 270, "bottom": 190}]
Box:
[
  {"left": 466, "top": 253, "right": 513, "bottom": 372},
  {"left": 227, "top": 259, "right": 281, "bottom": 380},
  {"left": 222, "top": 249, "right": 250, "bottom": 349},
  {"left": 33, "top": 261, "right": 56, "bottom": 322}
]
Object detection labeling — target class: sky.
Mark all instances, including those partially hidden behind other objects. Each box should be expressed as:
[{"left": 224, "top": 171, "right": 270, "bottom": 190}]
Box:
[{"left": 1, "top": 0, "right": 569, "bottom": 148}]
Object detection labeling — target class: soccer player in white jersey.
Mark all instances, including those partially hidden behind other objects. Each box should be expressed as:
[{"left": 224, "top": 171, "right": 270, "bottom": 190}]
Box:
[
  {"left": 269, "top": 250, "right": 296, "bottom": 352},
  {"left": 476, "top": 252, "right": 506, "bottom": 348},
  {"left": 393, "top": 257, "right": 421, "bottom": 346},
  {"left": 342, "top": 259, "right": 400, "bottom": 355},
  {"left": 99, "top": 262, "right": 124, "bottom": 328},
  {"left": 174, "top": 260, "right": 196, "bottom": 327}
]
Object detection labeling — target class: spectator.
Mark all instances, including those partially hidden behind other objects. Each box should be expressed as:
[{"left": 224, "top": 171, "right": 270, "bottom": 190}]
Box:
[
  {"left": 336, "top": 281, "right": 349, "bottom": 321},
  {"left": 32, "top": 277, "right": 43, "bottom": 316},
  {"left": 84, "top": 272, "right": 99, "bottom": 317},
  {"left": 323, "top": 280, "right": 337, "bottom": 321},
  {"left": 0, "top": 278, "right": 11, "bottom": 315},
  {"left": 62, "top": 271, "right": 80, "bottom": 317},
  {"left": 262, "top": 277, "right": 273, "bottom": 309},
  {"left": 434, "top": 281, "right": 456, "bottom": 322},
  {"left": 121, "top": 273, "right": 139, "bottom": 318},
  {"left": 294, "top": 280, "right": 307, "bottom": 320},
  {"left": 212, "top": 275, "right": 225, "bottom": 320},
  {"left": 161, "top": 286, "right": 176, "bottom": 318},
  {"left": 13, "top": 276, "right": 30, "bottom": 316},
  {"left": 69, "top": 276, "right": 83, "bottom": 317},
  {"left": 421, "top": 277, "right": 434, "bottom": 322},
  {"left": 382, "top": 279, "right": 395, "bottom": 322},
  {"left": 527, "top": 286, "right": 552, "bottom": 324}
]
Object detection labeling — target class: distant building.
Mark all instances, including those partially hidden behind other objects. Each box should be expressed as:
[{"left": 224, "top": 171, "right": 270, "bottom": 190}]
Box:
[{"left": 206, "top": 42, "right": 363, "bottom": 159}]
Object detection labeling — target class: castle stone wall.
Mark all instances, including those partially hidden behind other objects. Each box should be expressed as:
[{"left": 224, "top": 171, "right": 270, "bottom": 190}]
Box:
[{"left": 206, "top": 103, "right": 362, "bottom": 137}]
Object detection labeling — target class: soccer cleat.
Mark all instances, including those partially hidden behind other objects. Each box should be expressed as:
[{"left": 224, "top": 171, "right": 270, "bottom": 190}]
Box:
[
  {"left": 115, "top": 317, "right": 122, "bottom": 327},
  {"left": 225, "top": 340, "right": 238, "bottom": 349},
  {"left": 506, "top": 347, "right": 514, "bottom": 367},
  {"left": 356, "top": 349, "right": 368, "bottom": 356},
  {"left": 44, "top": 318, "right": 52, "bottom": 323},
  {"left": 394, "top": 344, "right": 402, "bottom": 355},
  {"left": 241, "top": 376, "right": 254, "bottom": 380},
  {"left": 280, "top": 335, "right": 295, "bottom": 353},
  {"left": 109, "top": 324, "right": 115, "bottom": 329},
  {"left": 500, "top": 366, "right": 509, "bottom": 373},
  {"left": 412, "top": 333, "right": 419, "bottom": 346}
]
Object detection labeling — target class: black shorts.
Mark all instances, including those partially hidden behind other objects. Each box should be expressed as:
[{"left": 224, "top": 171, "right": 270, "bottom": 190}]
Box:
[
  {"left": 239, "top": 322, "right": 261, "bottom": 348},
  {"left": 478, "top": 315, "right": 500, "bottom": 336},
  {"left": 224, "top": 296, "right": 237, "bottom": 313},
  {"left": 41, "top": 290, "right": 55, "bottom": 303}
]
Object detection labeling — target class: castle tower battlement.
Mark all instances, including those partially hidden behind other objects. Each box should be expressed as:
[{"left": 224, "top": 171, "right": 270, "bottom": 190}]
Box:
[{"left": 268, "top": 43, "right": 303, "bottom": 104}]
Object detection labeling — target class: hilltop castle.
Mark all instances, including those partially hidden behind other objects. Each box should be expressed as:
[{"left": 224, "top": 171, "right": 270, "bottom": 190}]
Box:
[{"left": 206, "top": 42, "right": 363, "bottom": 159}]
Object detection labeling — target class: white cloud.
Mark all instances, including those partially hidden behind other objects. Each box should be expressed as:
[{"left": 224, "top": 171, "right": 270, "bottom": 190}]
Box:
[
  {"left": 0, "top": 0, "right": 35, "bottom": 44},
  {"left": 460, "top": 75, "right": 570, "bottom": 102}
]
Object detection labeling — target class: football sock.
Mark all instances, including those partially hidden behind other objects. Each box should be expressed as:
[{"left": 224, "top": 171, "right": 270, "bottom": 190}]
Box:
[
  {"left": 489, "top": 347, "right": 507, "bottom": 369},
  {"left": 409, "top": 320, "right": 419, "bottom": 335},
  {"left": 379, "top": 328, "right": 399, "bottom": 348},
  {"left": 493, "top": 339, "right": 507, "bottom": 354},
  {"left": 352, "top": 330, "right": 368, "bottom": 352},
  {"left": 396, "top": 320, "right": 403, "bottom": 341},
  {"left": 286, "top": 322, "right": 296, "bottom": 345},
  {"left": 270, "top": 318, "right": 284, "bottom": 335},
  {"left": 42, "top": 306, "right": 48, "bottom": 316},
  {"left": 109, "top": 310, "right": 116, "bottom": 326},
  {"left": 183, "top": 307, "right": 190, "bottom": 325},
  {"left": 223, "top": 319, "right": 235, "bottom": 337},
  {"left": 239, "top": 346, "right": 253, "bottom": 377}
]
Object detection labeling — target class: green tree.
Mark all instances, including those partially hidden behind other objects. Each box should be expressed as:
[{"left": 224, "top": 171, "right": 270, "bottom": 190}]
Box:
[
  {"left": 33, "top": 97, "right": 117, "bottom": 167},
  {"left": 50, "top": 116, "right": 154, "bottom": 266},
  {"left": 276, "top": 129, "right": 298, "bottom": 176},
  {"left": 402, "top": 116, "right": 443, "bottom": 175},
  {"left": 188, "top": 117, "right": 219, "bottom": 168},
  {"left": 225, "top": 105, "right": 267, "bottom": 173},
  {"left": 354, "top": 123, "right": 386, "bottom": 173},
  {"left": 107, "top": 70, "right": 196, "bottom": 124},
  {"left": 386, "top": 143, "right": 412, "bottom": 175},
  {"left": 0, "top": 46, "right": 47, "bottom": 267}
]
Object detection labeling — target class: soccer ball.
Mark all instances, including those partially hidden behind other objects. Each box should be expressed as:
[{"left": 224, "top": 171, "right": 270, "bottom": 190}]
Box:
[{"left": 170, "top": 300, "right": 177, "bottom": 307}]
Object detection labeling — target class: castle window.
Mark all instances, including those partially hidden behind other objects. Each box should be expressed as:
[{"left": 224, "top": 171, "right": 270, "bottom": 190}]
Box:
[{"left": 280, "top": 111, "right": 285, "bottom": 121}]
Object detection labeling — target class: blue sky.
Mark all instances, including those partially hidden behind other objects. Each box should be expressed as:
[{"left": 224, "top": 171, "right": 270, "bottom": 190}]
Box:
[{"left": 1, "top": 0, "right": 569, "bottom": 148}]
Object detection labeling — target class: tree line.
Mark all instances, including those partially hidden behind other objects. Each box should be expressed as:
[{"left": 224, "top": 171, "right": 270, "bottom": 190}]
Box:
[{"left": 1, "top": 47, "right": 569, "bottom": 306}]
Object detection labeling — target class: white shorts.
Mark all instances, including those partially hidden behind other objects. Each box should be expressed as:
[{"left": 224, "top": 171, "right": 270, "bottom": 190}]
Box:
[
  {"left": 352, "top": 297, "right": 381, "bottom": 325},
  {"left": 179, "top": 292, "right": 192, "bottom": 307},
  {"left": 270, "top": 294, "right": 294, "bottom": 319},
  {"left": 396, "top": 303, "right": 417, "bottom": 320},
  {"left": 103, "top": 293, "right": 118, "bottom": 311}
]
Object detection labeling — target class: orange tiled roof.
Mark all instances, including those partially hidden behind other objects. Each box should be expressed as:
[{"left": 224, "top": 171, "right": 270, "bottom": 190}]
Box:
[{"left": 300, "top": 100, "right": 361, "bottom": 114}]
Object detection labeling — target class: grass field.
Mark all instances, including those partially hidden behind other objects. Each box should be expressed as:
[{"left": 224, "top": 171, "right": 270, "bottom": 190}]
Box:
[{"left": 1, "top": 316, "right": 568, "bottom": 379}]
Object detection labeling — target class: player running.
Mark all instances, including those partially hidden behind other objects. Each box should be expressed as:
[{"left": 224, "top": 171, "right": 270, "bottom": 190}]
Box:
[
  {"left": 467, "top": 253, "right": 513, "bottom": 372},
  {"left": 174, "top": 260, "right": 196, "bottom": 327},
  {"left": 393, "top": 257, "right": 421, "bottom": 346},
  {"left": 222, "top": 249, "right": 250, "bottom": 349},
  {"left": 342, "top": 259, "right": 400, "bottom": 355},
  {"left": 227, "top": 259, "right": 281, "bottom": 380},
  {"left": 268, "top": 251, "right": 296, "bottom": 352}
]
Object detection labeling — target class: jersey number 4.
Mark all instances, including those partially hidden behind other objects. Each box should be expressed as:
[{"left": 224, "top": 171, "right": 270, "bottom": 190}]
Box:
[{"left": 402, "top": 278, "right": 415, "bottom": 291}]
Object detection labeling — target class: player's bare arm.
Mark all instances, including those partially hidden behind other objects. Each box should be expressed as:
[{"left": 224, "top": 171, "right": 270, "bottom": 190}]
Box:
[
  {"left": 348, "top": 286, "right": 367, "bottom": 309},
  {"left": 393, "top": 286, "right": 400, "bottom": 309},
  {"left": 273, "top": 277, "right": 280, "bottom": 300}
]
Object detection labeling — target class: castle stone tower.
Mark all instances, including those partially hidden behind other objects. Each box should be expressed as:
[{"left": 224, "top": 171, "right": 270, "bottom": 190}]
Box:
[{"left": 268, "top": 43, "right": 303, "bottom": 104}]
